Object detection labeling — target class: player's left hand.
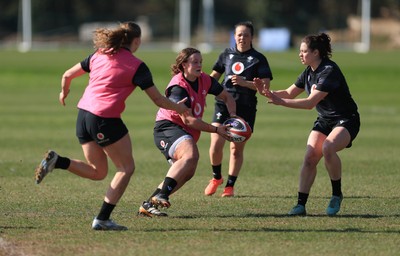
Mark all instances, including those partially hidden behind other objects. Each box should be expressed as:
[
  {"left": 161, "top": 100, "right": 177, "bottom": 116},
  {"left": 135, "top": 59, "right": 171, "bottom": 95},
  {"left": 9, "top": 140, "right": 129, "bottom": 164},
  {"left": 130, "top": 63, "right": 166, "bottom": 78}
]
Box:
[
  {"left": 216, "top": 124, "right": 234, "bottom": 142},
  {"left": 264, "top": 90, "right": 285, "bottom": 105},
  {"left": 231, "top": 75, "right": 245, "bottom": 87},
  {"left": 176, "top": 97, "right": 190, "bottom": 115},
  {"left": 59, "top": 90, "right": 70, "bottom": 106},
  {"left": 253, "top": 78, "right": 267, "bottom": 96}
]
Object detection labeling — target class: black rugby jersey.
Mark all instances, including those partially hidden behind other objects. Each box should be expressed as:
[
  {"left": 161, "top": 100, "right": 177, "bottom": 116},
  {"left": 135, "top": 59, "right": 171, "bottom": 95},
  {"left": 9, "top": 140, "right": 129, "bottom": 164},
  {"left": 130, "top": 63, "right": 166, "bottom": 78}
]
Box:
[
  {"left": 295, "top": 58, "right": 358, "bottom": 119},
  {"left": 212, "top": 47, "right": 273, "bottom": 106}
]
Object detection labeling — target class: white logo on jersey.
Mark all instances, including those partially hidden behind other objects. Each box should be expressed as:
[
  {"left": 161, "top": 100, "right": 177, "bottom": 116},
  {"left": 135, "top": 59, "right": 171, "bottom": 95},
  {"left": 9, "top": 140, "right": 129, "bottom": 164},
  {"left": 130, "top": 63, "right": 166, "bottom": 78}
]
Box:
[
  {"left": 229, "top": 54, "right": 234, "bottom": 59},
  {"left": 247, "top": 56, "right": 254, "bottom": 62},
  {"left": 231, "top": 62, "right": 244, "bottom": 75},
  {"left": 160, "top": 140, "right": 168, "bottom": 149},
  {"left": 311, "top": 84, "right": 317, "bottom": 93},
  {"left": 194, "top": 102, "right": 202, "bottom": 116},
  {"left": 216, "top": 112, "right": 222, "bottom": 120}
]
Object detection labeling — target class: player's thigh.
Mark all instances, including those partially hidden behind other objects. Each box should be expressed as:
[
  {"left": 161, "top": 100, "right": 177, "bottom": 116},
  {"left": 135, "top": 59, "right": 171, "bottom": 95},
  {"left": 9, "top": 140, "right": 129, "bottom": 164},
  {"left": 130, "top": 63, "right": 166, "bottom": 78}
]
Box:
[
  {"left": 210, "top": 126, "right": 226, "bottom": 149},
  {"left": 103, "top": 134, "right": 135, "bottom": 172},
  {"left": 81, "top": 141, "right": 108, "bottom": 174},
  {"left": 305, "top": 130, "right": 326, "bottom": 160},
  {"left": 174, "top": 139, "right": 199, "bottom": 161},
  {"left": 325, "top": 126, "right": 351, "bottom": 152}
]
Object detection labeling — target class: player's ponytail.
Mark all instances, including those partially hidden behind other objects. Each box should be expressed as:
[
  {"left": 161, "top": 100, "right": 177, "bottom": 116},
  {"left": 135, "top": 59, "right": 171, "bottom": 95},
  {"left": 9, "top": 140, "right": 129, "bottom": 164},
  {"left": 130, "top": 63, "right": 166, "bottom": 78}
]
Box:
[
  {"left": 302, "top": 32, "right": 332, "bottom": 59},
  {"left": 93, "top": 21, "right": 141, "bottom": 55}
]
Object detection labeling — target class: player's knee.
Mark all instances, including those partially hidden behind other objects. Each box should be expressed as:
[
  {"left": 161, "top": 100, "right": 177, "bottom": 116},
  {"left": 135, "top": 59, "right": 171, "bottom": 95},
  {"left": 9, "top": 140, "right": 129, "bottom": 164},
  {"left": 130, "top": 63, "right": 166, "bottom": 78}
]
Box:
[
  {"left": 185, "top": 170, "right": 196, "bottom": 182},
  {"left": 92, "top": 170, "right": 108, "bottom": 180},
  {"left": 187, "top": 153, "right": 199, "bottom": 167},
  {"left": 178, "top": 152, "right": 199, "bottom": 173},
  {"left": 303, "top": 154, "right": 319, "bottom": 168},
  {"left": 122, "top": 162, "right": 135, "bottom": 177},
  {"left": 322, "top": 141, "right": 336, "bottom": 159},
  {"left": 230, "top": 147, "right": 243, "bottom": 159}
]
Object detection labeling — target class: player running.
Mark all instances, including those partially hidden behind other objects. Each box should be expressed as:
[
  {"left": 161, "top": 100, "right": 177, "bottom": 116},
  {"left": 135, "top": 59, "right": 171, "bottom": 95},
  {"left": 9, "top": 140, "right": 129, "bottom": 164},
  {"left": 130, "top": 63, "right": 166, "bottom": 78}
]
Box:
[
  {"left": 34, "top": 22, "right": 187, "bottom": 230},
  {"left": 138, "top": 47, "right": 236, "bottom": 217}
]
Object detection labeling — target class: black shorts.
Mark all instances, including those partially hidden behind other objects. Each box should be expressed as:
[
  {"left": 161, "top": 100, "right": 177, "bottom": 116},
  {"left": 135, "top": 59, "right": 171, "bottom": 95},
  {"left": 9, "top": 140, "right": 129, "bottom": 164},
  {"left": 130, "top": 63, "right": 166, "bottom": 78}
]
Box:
[
  {"left": 211, "top": 102, "right": 256, "bottom": 132},
  {"left": 153, "top": 120, "right": 193, "bottom": 161},
  {"left": 76, "top": 109, "right": 128, "bottom": 147},
  {"left": 312, "top": 113, "right": 360, "bottom": 148}
]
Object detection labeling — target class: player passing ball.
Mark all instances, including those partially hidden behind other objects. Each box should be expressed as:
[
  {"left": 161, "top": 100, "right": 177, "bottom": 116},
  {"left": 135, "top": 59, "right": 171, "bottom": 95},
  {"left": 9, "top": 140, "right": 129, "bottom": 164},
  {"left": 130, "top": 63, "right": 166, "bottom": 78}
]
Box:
[
  {"left": 137, "top": 47, "right": 236, "bottom": 217},
  {"left": 254, "top": 32, "right": 360, "bottom": 216}
]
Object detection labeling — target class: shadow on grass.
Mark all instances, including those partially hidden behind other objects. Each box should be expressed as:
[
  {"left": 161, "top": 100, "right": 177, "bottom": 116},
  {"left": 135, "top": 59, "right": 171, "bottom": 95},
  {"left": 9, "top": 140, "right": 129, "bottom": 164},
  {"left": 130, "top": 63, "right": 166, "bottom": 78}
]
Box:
[
  {"left": 139, "top": 226, "right": 400, "bottom": 234},
  {"left": 245, "top": 213, "right": 400, "bottom": 218},
  {"left": 0, "top": 226, "right": 36, "bottom": 234},
  {"left": 213, "top": 227, "right": 400, "bottom": 234},
  {"left": 173, "top": 213, "right": 400, "bottom": 219},
  {"left": 236, "top": 195, "right": 400, "bottom": 200},
  {"left": 0, "top": 226, "right": 36, "bottom": 230}
]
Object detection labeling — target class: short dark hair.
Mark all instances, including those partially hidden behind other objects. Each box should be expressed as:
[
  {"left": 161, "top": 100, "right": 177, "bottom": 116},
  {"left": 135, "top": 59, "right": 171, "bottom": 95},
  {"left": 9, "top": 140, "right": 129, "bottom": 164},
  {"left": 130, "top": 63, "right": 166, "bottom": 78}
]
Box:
[{"left": 234, "top": 21, "right": 254, "bottom": 37}]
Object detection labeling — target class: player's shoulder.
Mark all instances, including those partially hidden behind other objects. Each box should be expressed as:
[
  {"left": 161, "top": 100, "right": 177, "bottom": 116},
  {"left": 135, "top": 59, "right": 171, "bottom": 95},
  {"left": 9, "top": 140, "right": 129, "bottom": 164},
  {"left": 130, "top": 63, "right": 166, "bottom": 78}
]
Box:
[
  {"left": 224, "top": 47, "right": 236, "bottom": 54},
  {"left": 250, "top": 48, "right": 268, "bottom": 59},
  {"left": 318, "top": 59, "right": 338, "bottom": 74}
]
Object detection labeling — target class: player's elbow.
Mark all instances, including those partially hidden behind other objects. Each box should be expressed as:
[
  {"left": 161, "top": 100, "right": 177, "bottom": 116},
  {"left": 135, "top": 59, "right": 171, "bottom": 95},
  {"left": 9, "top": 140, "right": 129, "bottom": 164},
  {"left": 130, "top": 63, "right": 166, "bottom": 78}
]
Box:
[
  {"left": 304, "top": 102, "right": 317, "bottom": 110},
  {"left": 152, "top": 95, "right": 168, "bottom": 108},
  {"left": 180, "top": 116, "right": 196, "bottom": 127},
  {"left": 305, "top": 104, "right": 315, "bottom": 110},
  {"left": 62, "top": 72, "right": 73, "bottom": 82}
]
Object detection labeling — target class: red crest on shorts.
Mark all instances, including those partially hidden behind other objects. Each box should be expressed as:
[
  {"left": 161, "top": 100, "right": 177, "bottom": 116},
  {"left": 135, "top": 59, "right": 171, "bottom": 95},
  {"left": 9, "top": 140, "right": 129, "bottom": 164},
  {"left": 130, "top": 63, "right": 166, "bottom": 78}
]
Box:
[
  {"left": 97, "top": 133, "right": 105, "bottom": 140},
  {"left": 160, "top": 140, "right": 166, "bottom": 148}
]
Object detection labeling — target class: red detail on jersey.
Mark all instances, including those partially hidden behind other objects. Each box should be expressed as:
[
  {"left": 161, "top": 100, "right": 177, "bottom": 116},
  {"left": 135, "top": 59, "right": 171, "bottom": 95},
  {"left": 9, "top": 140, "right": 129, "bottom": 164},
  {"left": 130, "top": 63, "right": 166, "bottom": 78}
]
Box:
[
  {"left": 156, "top": 72, "right": 212, "bottom": 142},
  {"left": 234, "top": 63, "right": 241, "bottom": 71},
  {"left": 231, "top": 62, "right": 244, "bottom": 74}
]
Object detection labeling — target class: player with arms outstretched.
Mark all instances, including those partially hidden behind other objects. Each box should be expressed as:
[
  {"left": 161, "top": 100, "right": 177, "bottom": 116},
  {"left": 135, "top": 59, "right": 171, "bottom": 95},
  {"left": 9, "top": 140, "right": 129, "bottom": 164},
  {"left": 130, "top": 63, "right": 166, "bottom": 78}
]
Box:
[{"left": 255, "top": 32, "right": 360, "bottom": 216}]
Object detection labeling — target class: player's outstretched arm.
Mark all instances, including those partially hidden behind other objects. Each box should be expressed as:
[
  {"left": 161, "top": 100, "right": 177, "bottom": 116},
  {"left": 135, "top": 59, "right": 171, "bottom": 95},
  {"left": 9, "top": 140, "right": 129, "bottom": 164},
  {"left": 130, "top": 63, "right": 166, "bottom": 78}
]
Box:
[{"left": 60, "top": 63, "right": 86, "bottom": 106}]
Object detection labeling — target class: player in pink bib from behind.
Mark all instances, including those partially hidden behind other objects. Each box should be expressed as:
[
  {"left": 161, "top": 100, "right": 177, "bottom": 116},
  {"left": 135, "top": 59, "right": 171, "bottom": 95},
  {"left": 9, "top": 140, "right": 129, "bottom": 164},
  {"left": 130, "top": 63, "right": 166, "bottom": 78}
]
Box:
[{"left": 34, "top": 22, "right": 187, "bottom": 230}]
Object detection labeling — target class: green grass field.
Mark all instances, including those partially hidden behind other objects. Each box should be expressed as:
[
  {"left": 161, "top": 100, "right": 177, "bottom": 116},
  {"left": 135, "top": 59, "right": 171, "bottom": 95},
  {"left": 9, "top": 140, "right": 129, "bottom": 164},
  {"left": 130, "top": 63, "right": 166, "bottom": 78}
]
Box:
[{"left": 0, "top": 48, "right": 399, "bottom": 256}]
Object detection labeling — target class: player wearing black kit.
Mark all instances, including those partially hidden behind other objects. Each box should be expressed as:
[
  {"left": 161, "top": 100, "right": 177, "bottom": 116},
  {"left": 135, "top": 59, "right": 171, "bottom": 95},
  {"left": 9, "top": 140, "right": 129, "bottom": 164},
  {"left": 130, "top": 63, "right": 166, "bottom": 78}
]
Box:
[
  {"left": 205, "top": 21, "right": 273, "bottom": 197},
  {"left": 212, "top": 46, "right": 272, "bottom": 127},
  {"left": 255, "top": 32, "right": 360, "bottom": 216}
]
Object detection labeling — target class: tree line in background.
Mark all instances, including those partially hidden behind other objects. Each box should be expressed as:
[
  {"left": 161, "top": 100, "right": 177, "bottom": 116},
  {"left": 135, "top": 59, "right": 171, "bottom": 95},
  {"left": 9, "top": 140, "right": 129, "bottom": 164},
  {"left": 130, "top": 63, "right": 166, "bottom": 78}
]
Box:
[{"left": 0, "top": 0, "right": 399, "bottom": 42}]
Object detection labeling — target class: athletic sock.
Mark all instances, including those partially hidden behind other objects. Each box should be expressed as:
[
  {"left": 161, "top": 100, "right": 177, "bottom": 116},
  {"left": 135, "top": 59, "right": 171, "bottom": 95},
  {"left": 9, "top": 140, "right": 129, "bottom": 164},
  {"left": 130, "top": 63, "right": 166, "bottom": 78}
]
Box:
[
  {"left": 297, "top": 192, "right": 309, "bottom": 206},
  {"left": 212, "top": 164, "right": 222, "bottom": 180},
  {"left": 225, "top": 175, "right": 237, "bottom": 187},
  {"left": 96, "top": 201, "right": 115, "bottom": 221},
  {"left": 331, "top": 178, "right": 342, "bottom": 197},
  {"left": 147, "top": 188, "right": 161, "bottom": 202},
  {"left": 55, "top": 156, "right": 70, "bottom": 169},
  {"left": 159, "top": 177, "right": 177, "bottom": 197}
]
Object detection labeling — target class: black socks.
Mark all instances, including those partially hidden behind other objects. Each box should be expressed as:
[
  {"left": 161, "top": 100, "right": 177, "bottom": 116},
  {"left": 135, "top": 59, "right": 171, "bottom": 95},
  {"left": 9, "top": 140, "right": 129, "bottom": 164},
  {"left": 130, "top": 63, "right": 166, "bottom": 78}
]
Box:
[
  {"left": 159, "top": 177, "right": 177, "bottom": 197},
  {"left": 212, "top": 164, "right": 222, "bottom": 180},
  {"left": 96, "top": 201, "right": 115, "bottom": 221},
  {"left": 225, "top": 175, "right": 237, "bottom": 187},
  {"left": 297, "top": 192, "right": 309, "bottom": 206},
  {"left": 331, "top": 178, "right": 342, "bottom": 197},
  {"left": 55, "top": 156, "right": 71, "bottom": 169}
]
